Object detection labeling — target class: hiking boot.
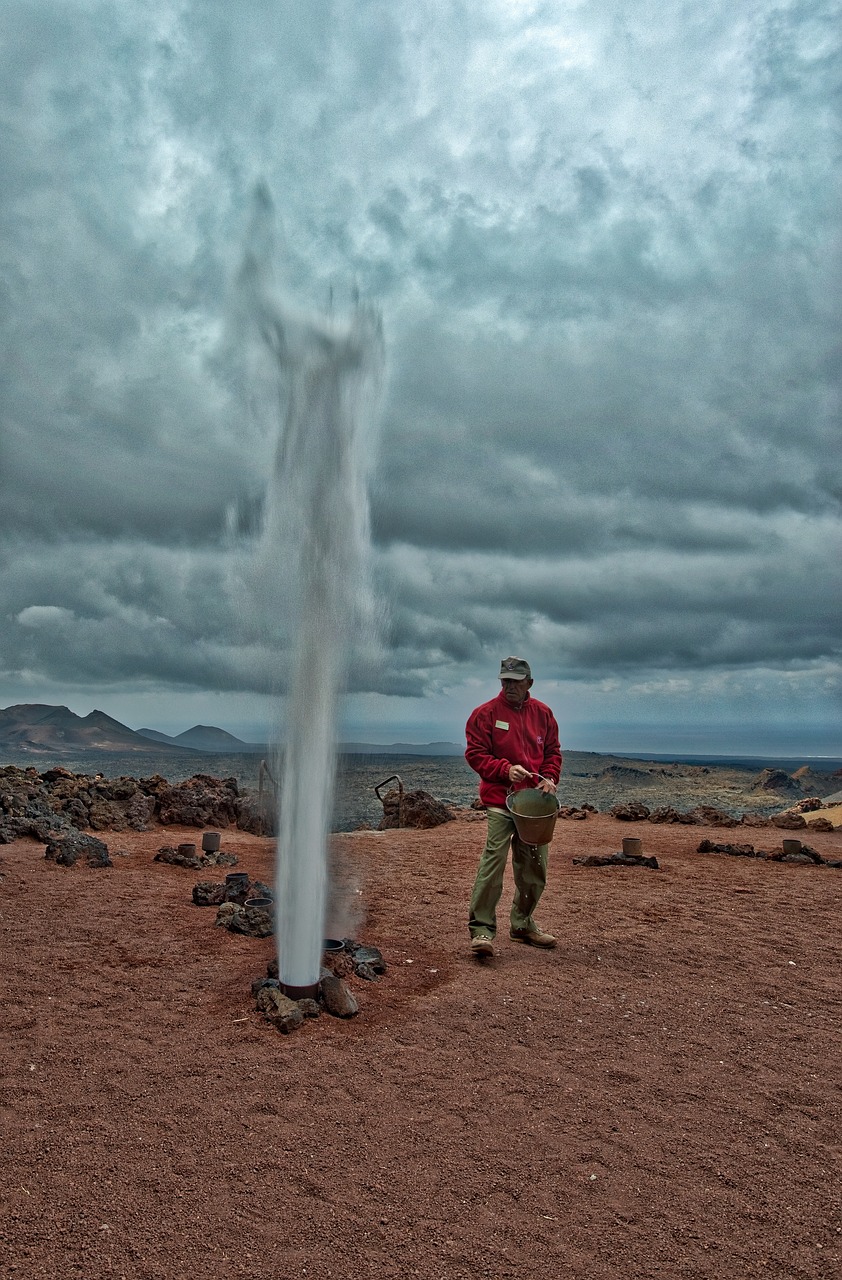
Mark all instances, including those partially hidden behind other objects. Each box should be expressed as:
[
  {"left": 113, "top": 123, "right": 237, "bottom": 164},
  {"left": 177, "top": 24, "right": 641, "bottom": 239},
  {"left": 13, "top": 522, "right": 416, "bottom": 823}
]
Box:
[
  {"left": 471, "top": 935, "right": 495, "bottom": 957},
  {"left": 510, "top": 927, "right": 557, "bottom": 949}
]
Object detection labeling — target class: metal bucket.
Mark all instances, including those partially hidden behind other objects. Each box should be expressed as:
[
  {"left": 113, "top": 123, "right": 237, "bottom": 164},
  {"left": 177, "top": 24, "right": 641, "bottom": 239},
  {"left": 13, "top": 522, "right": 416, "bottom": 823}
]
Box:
[
  {"left": 506, "top": 787, "right": 560, "bottom": 846},
  {"left": 244, "top": 895, "right": 274, "bottom": 915}
]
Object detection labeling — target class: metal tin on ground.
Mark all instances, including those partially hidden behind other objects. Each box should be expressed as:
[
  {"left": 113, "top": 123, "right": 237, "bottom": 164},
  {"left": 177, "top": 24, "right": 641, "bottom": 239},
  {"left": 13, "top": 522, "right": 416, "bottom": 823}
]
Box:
[{"left": 280, "top": 981, "right": 319, "bottom": 1001}]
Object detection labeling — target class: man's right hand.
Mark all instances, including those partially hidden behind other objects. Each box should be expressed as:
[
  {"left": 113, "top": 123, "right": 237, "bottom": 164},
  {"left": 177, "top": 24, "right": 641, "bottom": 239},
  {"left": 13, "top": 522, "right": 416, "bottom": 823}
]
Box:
[{"left": 508, "top": 764, "right": 532, "bottom": 784}]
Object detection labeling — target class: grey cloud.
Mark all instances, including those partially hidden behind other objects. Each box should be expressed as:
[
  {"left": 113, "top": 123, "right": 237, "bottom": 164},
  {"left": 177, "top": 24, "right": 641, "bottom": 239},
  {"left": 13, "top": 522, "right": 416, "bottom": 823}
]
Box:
[
  {"left": 0, "top": 411, "right": 264, "bottom": 544},
  {"left": 0, "top": 532, "right": 427, "bottom": 701},
  {"left": 0, "top": 2, "right": 838, "bottom": 740},
  {"left": 373, "top": 511, "right": 842, "bottom": 682}
]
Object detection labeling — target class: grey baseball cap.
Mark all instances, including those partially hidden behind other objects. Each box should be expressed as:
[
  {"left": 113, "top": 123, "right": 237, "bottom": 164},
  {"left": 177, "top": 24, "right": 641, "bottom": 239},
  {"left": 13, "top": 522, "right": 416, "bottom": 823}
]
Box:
[{"left": 498, "top": 656, "right": 532, "bottom": 681}]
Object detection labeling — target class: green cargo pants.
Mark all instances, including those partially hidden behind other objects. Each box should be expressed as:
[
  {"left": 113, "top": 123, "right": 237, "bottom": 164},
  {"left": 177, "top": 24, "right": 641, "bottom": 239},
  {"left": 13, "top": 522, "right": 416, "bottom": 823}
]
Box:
[{"left": 468, "top": 807, "right": 549, "bottom": 939}]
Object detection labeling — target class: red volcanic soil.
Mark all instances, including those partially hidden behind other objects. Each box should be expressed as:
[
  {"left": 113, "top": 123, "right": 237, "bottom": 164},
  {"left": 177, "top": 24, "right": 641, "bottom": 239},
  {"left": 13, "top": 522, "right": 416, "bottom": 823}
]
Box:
[{"left": 1, "top": 814, "right": 840, "bottom": 1280}]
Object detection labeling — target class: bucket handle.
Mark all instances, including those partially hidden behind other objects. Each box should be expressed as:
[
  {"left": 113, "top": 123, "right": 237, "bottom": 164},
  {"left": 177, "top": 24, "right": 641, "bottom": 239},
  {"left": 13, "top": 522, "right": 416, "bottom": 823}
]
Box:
[
  {"left": 508, "top": 773, "right": 557, "bottom": 794},
  {"left": 532, "top": 772, "right": 557, "bottom": 790},
  {"left": 375, "top": 774, "right": 405, "bottom": 826}
]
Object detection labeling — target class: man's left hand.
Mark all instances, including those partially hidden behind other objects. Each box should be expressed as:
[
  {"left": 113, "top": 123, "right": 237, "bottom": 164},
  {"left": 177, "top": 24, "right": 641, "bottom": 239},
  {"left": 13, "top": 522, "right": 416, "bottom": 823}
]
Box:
[{"left": 537, "top": 777, "right": 556, "bottom": 794}]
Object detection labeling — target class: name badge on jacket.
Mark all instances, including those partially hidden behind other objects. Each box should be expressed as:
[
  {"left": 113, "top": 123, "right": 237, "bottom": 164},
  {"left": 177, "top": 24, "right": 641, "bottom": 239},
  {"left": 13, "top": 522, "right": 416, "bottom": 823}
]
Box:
[{"left": 495, "top": 720, "right": 509, "bottom": 730}]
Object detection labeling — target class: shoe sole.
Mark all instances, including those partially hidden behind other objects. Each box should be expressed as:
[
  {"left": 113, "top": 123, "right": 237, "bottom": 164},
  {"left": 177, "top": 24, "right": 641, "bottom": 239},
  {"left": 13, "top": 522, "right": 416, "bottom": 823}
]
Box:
[{"left": 510, "top": 934, "right": 557, "bottom": 949}]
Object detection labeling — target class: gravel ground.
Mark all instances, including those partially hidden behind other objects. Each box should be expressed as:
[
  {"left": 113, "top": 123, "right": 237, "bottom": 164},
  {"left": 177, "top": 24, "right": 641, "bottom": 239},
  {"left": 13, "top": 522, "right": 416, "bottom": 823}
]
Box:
[{"left": 1, "top": 812, "right": 840, "bottom": 1279}]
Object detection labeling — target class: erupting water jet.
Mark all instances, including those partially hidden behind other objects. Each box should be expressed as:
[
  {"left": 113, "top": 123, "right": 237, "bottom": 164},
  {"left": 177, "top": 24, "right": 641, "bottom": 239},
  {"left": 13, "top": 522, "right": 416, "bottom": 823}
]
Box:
[{"left": 243, "top": 189, "right": 385, "bottom": 1005}]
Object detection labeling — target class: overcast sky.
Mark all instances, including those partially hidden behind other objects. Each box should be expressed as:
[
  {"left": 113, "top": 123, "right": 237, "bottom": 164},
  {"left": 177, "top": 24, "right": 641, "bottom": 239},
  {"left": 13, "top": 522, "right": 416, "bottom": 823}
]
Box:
[{"left": 1, "top": 0, "right": 840, "bottom": 756}]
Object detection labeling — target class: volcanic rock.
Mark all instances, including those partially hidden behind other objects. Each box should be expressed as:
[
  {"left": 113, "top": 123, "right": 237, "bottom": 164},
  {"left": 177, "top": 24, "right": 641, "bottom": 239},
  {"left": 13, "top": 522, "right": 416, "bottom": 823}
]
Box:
[
  {"left": 378, "top": 787, "right": 453, "bottom": 830},
  {"left": 609, "top": 802, "right": 651, "bottom": 821},
  {"left": 686, "top": 806, "right": 738, "bottom": 827},
  {"left": 648, "top": 806, "right": 682, "bottom": 823},
  {"left": 255, "top": 983, "right": 283, "bottom": 1012},
  {"left": 155, "top": 774, "right": 241, "bottom": 829},
  {"left": 697, "top": 840, "right": 760, "bottom": 858},
  {"left": 233, "top": 790, "right": 277, "bottom": 837},
  {"left": 256, "top": 985, "right": 305, "bottom": 1034},
  {"left": 215, "top": 901, "right": 274, "bottom": 938},
  {"left": 241, "top": 899, "right": 274, "bottom": 936},
  {"left": 319, "top": 974, "right": 359, "bottom": 1017},
  {"left": 39, "top": 766, "right": 75, "bottom": 783},
  {"left": 347, "top": 942, "right": 386, "bottom": 974},
  {"left": 322, "top": 950, "right": 356, "bottom": 979},
  {"left": 154, "top": 845, "right": 238, "bottom": 869},
  {"left": 572, "top": 851, "right": 659, "bottom": 869},
  {"left": 648, "top": 806, "right": 707, "bottom": 824},
  {"left": 788, "top": 796, "right": 824, "bottom": 813},
  {"left": 49, "top": 773, "right": 156, "bottom": 832},
  {"left": 191, "top": 875, "right": 259, "bottom": 907},
  {"left": 87, "top": 800, "right": 123, "bottom": 830},
  {"left": 770, "top": 812, "right": 808, "bottom": 830},
  {"left": 44, "top": 832, "right": 112, "bottom": 868},
  {"left": 0, "top": 809, "right": 70, "bottom": 845},
  {"left": 0, "top": 765, "right": 275, "bottom": 841},
  {"left": 191, "top": 879, "right": 228, "bottom": 907},
  {"left": 808, "top": 817, "right": 835, "bottom": 832},
  {"left": 155, "top": 844, "right": 202, "bottom": 868},
  {"left": 765, "top": 844, "right": 824, "bottom": 865}
]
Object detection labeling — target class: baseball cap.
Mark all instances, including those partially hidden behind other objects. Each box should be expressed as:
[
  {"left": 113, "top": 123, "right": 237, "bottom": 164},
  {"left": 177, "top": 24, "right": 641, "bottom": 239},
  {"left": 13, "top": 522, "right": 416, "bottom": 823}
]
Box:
[{"left": 498, "top": 656, "right": 532, "bottom": 681}]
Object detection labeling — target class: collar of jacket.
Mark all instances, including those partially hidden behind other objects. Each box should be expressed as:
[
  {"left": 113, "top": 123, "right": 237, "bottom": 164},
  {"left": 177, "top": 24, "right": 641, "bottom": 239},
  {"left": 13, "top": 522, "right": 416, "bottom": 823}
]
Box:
[{"left": 496, "top": 689, "right": 530, "bottom": 709}]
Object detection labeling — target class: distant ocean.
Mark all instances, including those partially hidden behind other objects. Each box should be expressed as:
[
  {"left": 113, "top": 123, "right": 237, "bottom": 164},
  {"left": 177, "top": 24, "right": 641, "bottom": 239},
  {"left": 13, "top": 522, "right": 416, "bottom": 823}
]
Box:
[{"left": 4, "top": 746, "right": 839, "bottom": 830}]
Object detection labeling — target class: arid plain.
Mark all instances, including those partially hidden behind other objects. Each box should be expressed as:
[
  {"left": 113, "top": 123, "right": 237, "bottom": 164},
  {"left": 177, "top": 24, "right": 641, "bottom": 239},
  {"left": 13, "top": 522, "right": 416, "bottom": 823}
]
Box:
[{"left": 1, "top": 803, "right": 840, "bottom": 1280}]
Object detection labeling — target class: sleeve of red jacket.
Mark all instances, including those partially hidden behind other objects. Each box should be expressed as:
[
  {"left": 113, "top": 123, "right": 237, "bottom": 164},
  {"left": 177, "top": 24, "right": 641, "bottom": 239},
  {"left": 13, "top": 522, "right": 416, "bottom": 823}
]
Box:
[
  {"left": 464, "top": 704, "right": 513, "bottom": 785},
  {"left": 541, "top": 711, "right": 563, "bottom": 784}
]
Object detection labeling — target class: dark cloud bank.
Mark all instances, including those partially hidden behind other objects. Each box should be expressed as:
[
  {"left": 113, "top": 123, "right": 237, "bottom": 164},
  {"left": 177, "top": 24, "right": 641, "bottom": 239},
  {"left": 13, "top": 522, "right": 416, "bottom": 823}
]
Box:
[{"left": 0, "top": 1, "right": 839, "bottom": 752}]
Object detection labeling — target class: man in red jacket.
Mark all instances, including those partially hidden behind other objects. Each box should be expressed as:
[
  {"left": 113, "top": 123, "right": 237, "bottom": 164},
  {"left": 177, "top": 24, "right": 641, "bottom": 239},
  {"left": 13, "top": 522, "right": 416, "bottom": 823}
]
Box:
[{"left": 465, "top": 656, "right": 562, "bottom": 958}]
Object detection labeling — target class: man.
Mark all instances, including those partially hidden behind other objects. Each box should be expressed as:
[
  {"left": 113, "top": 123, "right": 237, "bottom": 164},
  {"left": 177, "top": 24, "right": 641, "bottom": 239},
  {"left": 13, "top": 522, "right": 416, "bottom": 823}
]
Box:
[{"left": 465, "top": 656, "right": 562, "bottom": 958}]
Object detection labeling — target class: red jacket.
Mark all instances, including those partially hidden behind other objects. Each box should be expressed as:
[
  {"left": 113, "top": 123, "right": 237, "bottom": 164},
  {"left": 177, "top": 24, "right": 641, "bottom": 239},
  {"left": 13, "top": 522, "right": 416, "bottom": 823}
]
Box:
[{"left": 465, "top": 691, "right": 562, "bottom": 808}]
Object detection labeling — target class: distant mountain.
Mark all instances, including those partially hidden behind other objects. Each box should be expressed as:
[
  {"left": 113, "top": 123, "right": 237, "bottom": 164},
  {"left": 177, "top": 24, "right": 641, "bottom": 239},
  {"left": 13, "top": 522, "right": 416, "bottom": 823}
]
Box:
[
  {"left": 136, "top": 728, "right": 180, "bottom": 745},
  {"left": 339, "top": 740, "right": 464, "bottom": 756},
  {"left": 135, "top": 729, "right": 463, "bottom": 755},
  {"left": 173, "top": 724, "right": 259, "bottom": 751},
  {"left": 138, "top": 724, "right": 265, "bottom": 753},
  {"left": 137, "top": 729, "right": 464, "bottom": 755},
  {"left": 0, "top": 704, "right": 467, "bottom": 759},
  {"left": 137, "top": 726, "right": 265, "bottom": 753},
  {"left": 0, "top": 704, "right": 194, "bottom": 755}
]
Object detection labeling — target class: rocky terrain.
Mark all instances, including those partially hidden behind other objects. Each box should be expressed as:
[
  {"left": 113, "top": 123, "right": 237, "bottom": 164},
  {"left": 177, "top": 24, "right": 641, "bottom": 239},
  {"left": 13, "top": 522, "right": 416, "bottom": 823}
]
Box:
[
  {"left": 0, "top": 765, "right": 271, "bottom": 845},
  {"left": 2, "top": 760, "right": 840, "bottom": 853}
]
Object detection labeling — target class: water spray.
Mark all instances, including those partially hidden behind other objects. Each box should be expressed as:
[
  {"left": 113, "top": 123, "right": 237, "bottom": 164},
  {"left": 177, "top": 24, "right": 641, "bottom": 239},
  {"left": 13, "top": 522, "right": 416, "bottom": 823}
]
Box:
[{"left": 243, "top": 188, "right": 385, "bottom": 1000}]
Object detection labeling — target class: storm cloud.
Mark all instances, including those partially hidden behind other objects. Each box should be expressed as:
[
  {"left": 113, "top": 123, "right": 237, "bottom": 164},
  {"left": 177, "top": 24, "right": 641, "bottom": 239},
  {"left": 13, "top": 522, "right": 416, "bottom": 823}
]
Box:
[{"left": 0, "top": 1, "right": 839, "bottom": 751}]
